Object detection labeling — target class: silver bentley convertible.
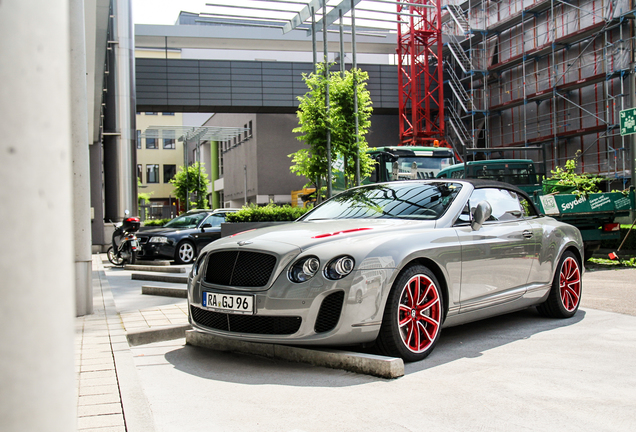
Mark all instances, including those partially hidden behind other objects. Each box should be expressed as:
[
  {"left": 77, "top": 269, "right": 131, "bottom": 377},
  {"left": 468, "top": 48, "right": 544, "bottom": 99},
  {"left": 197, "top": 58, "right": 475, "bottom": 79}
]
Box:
[{"left": 187, "top": 180, "right": 583, "bottom": 362}]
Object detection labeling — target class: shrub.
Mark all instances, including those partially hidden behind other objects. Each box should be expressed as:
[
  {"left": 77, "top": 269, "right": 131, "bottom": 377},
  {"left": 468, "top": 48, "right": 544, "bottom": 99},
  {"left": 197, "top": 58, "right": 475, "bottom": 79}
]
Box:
[
  {"left": 225, "top": 203, "right": 312, "bottom": 223},
  {"left": 143, "top": 218, "right": 171, "bottom": 227},
  {"left": 544, "top": 152, "right": 604, "bottom": 197}
]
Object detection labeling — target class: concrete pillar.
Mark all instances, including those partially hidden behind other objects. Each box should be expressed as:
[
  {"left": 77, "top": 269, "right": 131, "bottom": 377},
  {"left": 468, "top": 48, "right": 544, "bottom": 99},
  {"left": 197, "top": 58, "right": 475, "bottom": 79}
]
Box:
[
  {"left": 0, "top": 0, "right": 76, "bottom": 431},
  {"left": 70, "top": 0, "right": 93, "bottom": 316}
]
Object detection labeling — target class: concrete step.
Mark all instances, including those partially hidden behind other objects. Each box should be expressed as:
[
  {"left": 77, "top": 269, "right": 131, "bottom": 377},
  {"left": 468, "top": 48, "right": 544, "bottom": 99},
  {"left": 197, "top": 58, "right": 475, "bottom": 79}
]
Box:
[
  {"left": 131, "top": 273, "right": 188, "bottom": 284},
  {"left": 125, "top": 264, "right": 186, "bottom": 273},
  {"left": 135, "top": 259, "right": 172, "bottom": 266},
  {"left": 142, "top": 285, "right": 188, "bottom": 298}
]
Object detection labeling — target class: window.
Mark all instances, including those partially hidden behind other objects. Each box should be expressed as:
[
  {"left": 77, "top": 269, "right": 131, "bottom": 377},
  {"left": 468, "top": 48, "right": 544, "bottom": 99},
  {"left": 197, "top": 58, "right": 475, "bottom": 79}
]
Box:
[
  {"left": 136, "top": 130, "right": 141, "bottom": 149},
  {"left": 146, "top": 164, "right": 159, "bottom": 183},
  {"left": 163, "top": 130, "right": 175, "bottom": 149},
  {"left": 137, "top": 164, "right": 142, "bottom": 183},
  {"left": 146, "top": 129, "right": 158, "bottom": 149},
  {"left": 244, "top": 124, "right": 248, "bottom": 141},
  {"left": 249, "top": 120, "right": 253, "bottom": 138},
  {"left": 202, "top": 214, "right": 224, "bottom": 228},
  {"left": 164, "top": 164, "right": 176, "bottom": 183},
  {"left": 162, "top": 112, "right": 175, "bottom": 116},
  {"left": 145, "top": 112, "right": 157, "bottom": 115},
  {"left": 463, "top": 188, "right": 529, "bottom": 223}
]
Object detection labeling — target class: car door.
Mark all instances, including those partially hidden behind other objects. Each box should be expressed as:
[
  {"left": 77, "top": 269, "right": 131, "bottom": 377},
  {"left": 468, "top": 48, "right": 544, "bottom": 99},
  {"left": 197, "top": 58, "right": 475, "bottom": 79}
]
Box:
[
  {"left": 454, "top": 187, "right": 537, "bottom": 312},
  {"left": 193, "top": 213, "right": 225, "bottom": 250}
]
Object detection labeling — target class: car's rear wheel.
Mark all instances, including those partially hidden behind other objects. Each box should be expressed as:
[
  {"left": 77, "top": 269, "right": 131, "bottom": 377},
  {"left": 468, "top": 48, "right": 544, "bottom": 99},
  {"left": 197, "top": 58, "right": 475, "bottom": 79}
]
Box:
[
  {"left": 175, "top": 240, "right": 196, "bottom": 264},
  {"left": 538, "top": 251, "right": 581, "bottom": 318},
  {"left": 376, "top": 264, "right": 443, "bottom": 362}
]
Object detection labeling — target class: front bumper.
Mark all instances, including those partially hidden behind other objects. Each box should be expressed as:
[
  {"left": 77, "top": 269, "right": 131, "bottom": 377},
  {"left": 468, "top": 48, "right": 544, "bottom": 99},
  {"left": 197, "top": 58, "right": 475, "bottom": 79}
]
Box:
[
  {"left": 187, "top": 267, "right": 394, "bottom": 347},
  {"left": 137, "top": 242, "right": 176, "bottom": 260}
]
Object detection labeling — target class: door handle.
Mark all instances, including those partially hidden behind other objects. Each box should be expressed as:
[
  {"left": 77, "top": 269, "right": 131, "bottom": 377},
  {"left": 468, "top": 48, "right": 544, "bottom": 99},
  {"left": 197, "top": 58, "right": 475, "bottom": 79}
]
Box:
[{"left": 522, "top": 230, "right": 533, "bottom": 239}]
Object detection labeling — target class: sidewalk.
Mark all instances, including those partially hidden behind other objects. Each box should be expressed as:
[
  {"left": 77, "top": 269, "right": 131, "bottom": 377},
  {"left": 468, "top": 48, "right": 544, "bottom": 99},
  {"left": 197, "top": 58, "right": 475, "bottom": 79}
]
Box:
[{"left": 75, "top": 255, "right": 189, "bottom": 432}]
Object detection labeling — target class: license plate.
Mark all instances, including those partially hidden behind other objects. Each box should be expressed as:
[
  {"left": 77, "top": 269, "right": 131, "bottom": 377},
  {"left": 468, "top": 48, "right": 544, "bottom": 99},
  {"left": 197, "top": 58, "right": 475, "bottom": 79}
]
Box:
[{"left": 202, "top": 292, "right": 254, "bottom": 315}]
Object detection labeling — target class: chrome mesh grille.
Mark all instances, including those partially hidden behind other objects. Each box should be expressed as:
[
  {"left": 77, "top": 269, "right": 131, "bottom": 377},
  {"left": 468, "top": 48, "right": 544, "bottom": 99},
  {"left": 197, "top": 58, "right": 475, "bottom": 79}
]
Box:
[{"left": 204, "top": 250, "right": 277, "bottom": 287}]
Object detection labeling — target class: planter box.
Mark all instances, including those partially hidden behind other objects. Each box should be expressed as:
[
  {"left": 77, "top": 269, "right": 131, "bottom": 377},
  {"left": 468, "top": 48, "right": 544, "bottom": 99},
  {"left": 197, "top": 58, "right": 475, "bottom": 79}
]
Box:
[{"left": 221, "top": 221, "right": 292, "bottom": 238}]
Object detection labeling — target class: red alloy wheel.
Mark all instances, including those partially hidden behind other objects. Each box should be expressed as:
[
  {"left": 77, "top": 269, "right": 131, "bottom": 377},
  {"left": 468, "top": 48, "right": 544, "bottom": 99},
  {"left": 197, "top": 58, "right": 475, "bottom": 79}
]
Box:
[
  {"left": 398, "top": 274, "right": 441, "bottom": 353},
  {"left": 559, "top": 256, "right": 581, "bottom": 312}
]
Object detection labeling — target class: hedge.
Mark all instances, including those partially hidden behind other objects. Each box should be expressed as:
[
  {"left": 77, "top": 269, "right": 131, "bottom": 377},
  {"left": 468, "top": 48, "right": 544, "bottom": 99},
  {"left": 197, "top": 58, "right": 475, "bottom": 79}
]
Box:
[
  {"left": 143, "top": 218, "right": 171, "bottom": 227},
  {"left": 225, "top": 203, "right": 311, "bottom": 223}
]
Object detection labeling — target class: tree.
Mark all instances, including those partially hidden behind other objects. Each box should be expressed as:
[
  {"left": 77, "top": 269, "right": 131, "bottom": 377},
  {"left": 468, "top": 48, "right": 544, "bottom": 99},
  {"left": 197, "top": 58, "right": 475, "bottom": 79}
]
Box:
[
  {"left": 289, "top": 63, "right": 374, "bottom": 195},
  {"left": 137, "top": 178, "right": 153, "bottom": 219},
  {"left": 170, "top": 162, "right": 210, "bottom": 211}
]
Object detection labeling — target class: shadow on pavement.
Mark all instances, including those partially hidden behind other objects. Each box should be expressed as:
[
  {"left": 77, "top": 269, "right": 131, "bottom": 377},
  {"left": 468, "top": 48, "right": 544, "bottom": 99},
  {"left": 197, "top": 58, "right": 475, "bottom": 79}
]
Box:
[
  {"left": 406, "top": 308, "right": 586, "bottom": 374},
  {"left": 161, "top": 307, "right": 586, "bottom": 385}
]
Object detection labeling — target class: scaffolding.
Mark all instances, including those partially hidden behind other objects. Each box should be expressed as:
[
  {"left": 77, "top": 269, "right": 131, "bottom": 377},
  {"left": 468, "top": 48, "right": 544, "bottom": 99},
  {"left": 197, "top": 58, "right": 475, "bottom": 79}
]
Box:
[{"left": 441, "top": 0, "right": 635, "bottom": 185}]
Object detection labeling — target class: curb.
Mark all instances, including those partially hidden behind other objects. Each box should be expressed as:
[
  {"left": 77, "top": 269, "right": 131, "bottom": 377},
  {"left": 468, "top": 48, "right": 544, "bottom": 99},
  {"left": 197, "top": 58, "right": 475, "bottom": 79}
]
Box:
[
  {"left": 125, "top": 264, "right": 186, "bottom": 273},
  {"left": 127, "top": 324, "right": 193, "bottom": 346},
  {"left": 185, "top": 329, "right": 404, "bottom": 379},
  {"left": 131, "top": 273, "right": 188, "bottom": 284},
  {"left": 136, "top": 259, "right": 171, "bottom": 266},
  {"left": 141, "top": 285, "right": 188, "bottom": 298}
]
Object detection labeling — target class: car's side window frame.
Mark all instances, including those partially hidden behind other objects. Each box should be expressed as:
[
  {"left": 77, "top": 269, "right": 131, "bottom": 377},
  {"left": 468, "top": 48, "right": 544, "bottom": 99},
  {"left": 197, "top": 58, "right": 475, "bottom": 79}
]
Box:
[{"left": 454, "top": 187, "right": 533, "bottom": 226}]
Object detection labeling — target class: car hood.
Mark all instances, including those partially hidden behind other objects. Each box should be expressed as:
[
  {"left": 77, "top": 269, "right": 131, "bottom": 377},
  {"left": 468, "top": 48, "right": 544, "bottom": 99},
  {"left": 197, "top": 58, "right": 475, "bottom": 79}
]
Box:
[{"left": 211, "top": 218, "right": 435, "bottom": 251}]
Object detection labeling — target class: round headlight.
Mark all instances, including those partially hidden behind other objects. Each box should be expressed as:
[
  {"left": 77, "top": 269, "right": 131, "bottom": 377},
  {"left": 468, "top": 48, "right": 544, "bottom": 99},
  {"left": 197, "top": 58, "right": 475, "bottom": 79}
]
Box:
[
  {"left": 325, "top": 256, "right": 355, "bottom": 280},
  {"left": 289, "top": 256, "right": 320, "bottom": 283}
]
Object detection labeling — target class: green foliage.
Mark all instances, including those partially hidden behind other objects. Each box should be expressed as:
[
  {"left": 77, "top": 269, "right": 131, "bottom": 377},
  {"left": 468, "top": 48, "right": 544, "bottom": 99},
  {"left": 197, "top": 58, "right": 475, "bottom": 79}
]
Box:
[
  {"left": 545, "top": 151, "right": 604, "bottom": 197},
  {"left": 587, "top": 256, "right": 636, "bottom": 268},
  {"left": 143, "top": 218, "right": 171, "bottom": 227},
  {"left": 170, "top": 162, "right": 210, "bottom": 210},
  {"left": 225, "top": 203, "right": 312, "bottom": 223},
  {"left": 290, "top": 63, "right": 375, "bottom": 190}
]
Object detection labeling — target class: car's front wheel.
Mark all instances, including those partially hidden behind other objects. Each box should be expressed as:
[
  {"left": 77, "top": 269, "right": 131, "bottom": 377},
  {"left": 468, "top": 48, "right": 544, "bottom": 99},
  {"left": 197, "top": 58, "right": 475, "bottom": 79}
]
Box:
[
  {"left": 175, "top": 240, "right": 196, "bottom": 264},
  {"left": 538, "top": 251, "right": 582, "bottom": 318},
  {"left": 376, "top": 264, "right": 443, "bottom": 362}
]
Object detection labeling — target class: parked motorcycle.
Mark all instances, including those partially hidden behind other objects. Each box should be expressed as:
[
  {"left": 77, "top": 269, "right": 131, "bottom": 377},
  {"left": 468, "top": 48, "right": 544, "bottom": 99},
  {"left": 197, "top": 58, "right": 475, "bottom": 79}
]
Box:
[{"left": 107, "top": 213, "right": 141, "bottom": 266}]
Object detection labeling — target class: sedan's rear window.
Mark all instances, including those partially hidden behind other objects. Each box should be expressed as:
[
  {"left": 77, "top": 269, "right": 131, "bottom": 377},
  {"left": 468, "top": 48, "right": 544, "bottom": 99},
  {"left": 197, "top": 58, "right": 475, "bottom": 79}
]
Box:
[{"left": 301, "top": 182, "right": 463, "bottom": 221}]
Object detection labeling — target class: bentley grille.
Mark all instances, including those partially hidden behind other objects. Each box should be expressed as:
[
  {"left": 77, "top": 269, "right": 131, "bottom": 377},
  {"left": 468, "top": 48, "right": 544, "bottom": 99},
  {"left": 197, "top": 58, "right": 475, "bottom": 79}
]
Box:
[
  {"left": 204, "top": 250, "right": 277, "bottom": 287},
  {"left": 190, "top": 305, "right": 302, "bottom": 335}
]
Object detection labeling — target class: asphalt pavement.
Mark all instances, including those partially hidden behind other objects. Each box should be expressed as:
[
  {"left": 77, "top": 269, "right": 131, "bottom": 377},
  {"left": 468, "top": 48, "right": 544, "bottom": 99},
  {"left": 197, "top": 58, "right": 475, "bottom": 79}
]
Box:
[{"left": 76, "top": 254, "right": 636, "bottom": 432}]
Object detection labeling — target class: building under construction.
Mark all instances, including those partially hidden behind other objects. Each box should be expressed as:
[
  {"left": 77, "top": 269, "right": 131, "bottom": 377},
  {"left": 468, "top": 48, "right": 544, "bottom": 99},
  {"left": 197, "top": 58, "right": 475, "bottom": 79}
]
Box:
[{"left": 439, "top": 0, "right": 634, "bottom": 184}]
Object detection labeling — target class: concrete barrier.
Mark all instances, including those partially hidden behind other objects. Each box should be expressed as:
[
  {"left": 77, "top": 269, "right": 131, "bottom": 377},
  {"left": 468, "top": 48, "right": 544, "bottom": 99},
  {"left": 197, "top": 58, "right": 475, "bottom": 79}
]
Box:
[
  {"left": 141, "top": 285, "right": 188, "bottom": 298},
  {"left": 125, "top": 264, "right": 186, "bottom": 273},
  {"left": 185, "top": 330, "right": 404, "bottom": 379},
  {"left": 126, "top": 324, "right": 192, "bottom": 346},
  {"left": 131, "top": 273, "right": 188, "bottom": 284}
]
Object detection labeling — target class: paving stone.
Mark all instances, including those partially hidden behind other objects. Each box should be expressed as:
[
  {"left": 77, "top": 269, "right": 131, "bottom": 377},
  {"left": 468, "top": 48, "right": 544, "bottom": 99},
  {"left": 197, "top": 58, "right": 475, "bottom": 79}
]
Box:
[
  {"left": 77, "top": 413, "right": 125, "bottom": 429},
  {"left": 79, "top": 384, "right": 120, "bottom": 397},
  {"left": 77, "top": 402, "right": 122, "bottom": 418},
  {"left": 78, "top": 392, "right": 121, "bottom": 406}
]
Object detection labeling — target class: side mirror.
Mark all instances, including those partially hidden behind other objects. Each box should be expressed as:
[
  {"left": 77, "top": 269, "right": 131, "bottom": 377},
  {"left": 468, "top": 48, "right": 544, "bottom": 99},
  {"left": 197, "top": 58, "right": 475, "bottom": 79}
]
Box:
[
  {"left": 201, "top": 223, "right": 212, "bottom": 232},
  {"left": 471, "top": 201, "right": 492, "bottom": 231}
]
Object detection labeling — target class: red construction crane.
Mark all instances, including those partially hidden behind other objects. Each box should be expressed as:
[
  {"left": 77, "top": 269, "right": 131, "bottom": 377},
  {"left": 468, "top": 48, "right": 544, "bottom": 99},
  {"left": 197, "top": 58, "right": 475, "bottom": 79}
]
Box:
[{"left": 396, "top": 0, "right": 446, "bottom": 147}]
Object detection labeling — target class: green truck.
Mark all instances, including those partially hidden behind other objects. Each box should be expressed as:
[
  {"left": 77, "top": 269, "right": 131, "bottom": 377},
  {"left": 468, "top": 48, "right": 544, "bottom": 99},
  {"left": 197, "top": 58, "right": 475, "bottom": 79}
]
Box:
[{"left": 436, "top": 159, "right": 635, "bottom": 260}]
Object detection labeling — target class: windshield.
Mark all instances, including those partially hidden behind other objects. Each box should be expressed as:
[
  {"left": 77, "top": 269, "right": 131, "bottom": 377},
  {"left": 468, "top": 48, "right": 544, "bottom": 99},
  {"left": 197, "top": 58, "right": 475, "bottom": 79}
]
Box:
[
  {"left": 388, "top": 156, "right": 455, "bottom": 180},
  {"left": 163, "top": 212, "right": 208, "bottom": 229},
  {"left": 301, "top": 182, "right": 463, "bottom": 221}
]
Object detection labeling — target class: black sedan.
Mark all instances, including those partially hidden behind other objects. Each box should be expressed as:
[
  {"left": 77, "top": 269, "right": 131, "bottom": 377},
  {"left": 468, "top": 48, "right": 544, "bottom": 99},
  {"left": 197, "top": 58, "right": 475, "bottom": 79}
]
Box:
[{"left": 137, "top": 209, "right": 238, "bottom": 264}]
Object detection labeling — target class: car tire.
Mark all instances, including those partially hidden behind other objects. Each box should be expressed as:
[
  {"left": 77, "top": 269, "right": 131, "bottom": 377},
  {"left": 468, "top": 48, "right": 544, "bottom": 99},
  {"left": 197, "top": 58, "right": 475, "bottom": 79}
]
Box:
[
  {"left": 376, "top": 264, "right": 444, "bottom": 362},
  {"left": 537, "top": 251, "right": 582, "bottom": 318},
  {"left": 107, "top": 246, "right": 124, "bottom": 266},
  {"left": 175, "top": 240, "right": 196, "bottom": 264}
]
